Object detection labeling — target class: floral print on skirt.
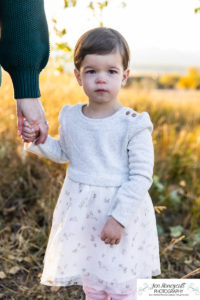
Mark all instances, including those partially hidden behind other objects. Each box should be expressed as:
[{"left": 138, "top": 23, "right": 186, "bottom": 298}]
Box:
[{"left": 40, "top": 176, "right": 161, "bottom": 294}]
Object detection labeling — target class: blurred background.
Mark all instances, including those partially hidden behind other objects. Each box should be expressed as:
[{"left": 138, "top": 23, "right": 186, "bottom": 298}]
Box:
[{"left": 0, "top": 0, "right": 200, "bottom": 299}]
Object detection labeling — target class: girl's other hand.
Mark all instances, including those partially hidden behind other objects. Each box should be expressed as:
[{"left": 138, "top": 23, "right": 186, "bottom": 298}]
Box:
[
  {"left": 22, "top": 120, "right": 39, "bottom": 143},
  {"left": 100, "top": 216, "right": 124, "bottom": 245}
]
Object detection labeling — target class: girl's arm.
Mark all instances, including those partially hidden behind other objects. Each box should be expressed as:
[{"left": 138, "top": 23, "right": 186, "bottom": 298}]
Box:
[
  {"left": 24, "top": 134, "right": 69, "bottom": 164},
  {"left": 24, "top": 108, "right": 69, "bottom": 164},
  {"left": 107, "top": 125, "right": 154, "bottom": 229}
]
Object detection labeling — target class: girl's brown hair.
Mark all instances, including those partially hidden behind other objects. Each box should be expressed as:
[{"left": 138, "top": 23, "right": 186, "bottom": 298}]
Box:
[{"left": 74, "top": 27, "right": 130, "bottom": 71}]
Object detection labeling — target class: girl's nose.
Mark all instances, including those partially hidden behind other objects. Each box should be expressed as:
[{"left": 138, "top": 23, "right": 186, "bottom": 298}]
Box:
[{"left": 95, "top": 75, "right": 107, "bottom": 84}]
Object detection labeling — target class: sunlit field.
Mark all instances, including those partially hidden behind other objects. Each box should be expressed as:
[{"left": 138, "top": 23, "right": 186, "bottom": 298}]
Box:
[{"left": 0, "top": 70, "right": 200, "bottom": 299}]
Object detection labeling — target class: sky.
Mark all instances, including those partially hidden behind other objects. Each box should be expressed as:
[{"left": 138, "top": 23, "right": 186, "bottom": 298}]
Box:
[{"left": 45, "top": 0, "right": 200, "bottom": 73}]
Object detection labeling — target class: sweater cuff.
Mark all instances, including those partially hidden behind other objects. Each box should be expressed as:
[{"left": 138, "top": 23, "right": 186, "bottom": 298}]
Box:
[
  {"left": 107, "top": 212, "right": 128, "bottom": 229},
  {"left": 7, "top": 68, "right": 41, "bottom": 99}
]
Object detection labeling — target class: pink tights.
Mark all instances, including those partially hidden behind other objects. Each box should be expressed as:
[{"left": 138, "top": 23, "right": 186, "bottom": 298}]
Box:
[{"left": 83, "top": 285, "right": 137, "bottom": 300}]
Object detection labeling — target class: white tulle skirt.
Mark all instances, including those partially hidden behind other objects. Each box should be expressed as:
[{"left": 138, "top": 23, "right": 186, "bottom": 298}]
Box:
[{"left": 40, "top": 176, "right": 161, "bottom": 294}]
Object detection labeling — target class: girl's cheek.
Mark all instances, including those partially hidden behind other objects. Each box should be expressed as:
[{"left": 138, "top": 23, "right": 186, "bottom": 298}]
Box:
[
  {"left": 84, "top": 78, "right": 94, "bottom": 89},
  {"left": 111, "top": 78, "right": 122, "bottom": 89},
  {"left": 82, "top": 82, "right": 93, "bottom": 96},
  {"left": 83, "top": 81, "right": 90, "bottom": 91}
]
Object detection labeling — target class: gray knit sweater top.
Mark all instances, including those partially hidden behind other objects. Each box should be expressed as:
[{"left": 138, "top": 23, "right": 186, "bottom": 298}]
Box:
[{"left": 25, "top": 103, "right": 155, "bottom": 228}]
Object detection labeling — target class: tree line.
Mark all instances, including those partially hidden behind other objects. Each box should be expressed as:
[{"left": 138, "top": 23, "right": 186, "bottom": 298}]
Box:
[{"left": 126, "top": 68, "right": 200, "bottom": 90}]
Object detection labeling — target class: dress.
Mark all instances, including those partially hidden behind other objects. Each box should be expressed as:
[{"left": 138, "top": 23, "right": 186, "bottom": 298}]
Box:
[
  {"left": 26, "top": 103, "right": 161, "bottom": 294},
  {"left": 41, "top": 177, "right": 160, "bottom": 293},
  {"left": 40, "top": 178, "right": 160, "bottom": 294}
]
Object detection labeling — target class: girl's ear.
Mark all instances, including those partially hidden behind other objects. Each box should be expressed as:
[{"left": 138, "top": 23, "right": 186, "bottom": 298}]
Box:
[
  {"left": 121, "top": 69, "right": 130, "bottom": 86},
  {"left": 74, "top": 69, "right": 82, "bottom": 86}
]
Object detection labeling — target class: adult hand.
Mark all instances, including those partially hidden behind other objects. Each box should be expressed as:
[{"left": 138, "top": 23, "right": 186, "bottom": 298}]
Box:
[{"left": 16, "top": 98, "right": 48, "bottom": 145}]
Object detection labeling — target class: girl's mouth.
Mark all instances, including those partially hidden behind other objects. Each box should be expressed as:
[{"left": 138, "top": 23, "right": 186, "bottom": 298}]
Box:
[{"left": 95, "top": 89, "right": 108, "bottom": 92}]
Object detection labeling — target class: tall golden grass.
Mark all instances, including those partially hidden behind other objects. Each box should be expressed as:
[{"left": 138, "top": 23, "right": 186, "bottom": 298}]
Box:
[{"left": 0, "top": 69, "right": 200, "bottom": 298}]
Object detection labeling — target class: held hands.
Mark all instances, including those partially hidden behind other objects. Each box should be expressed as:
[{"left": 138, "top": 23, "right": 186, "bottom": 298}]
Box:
[
  {"left": 100, "top": 216, "right": 124, "bottom": 245},
  {"left": 22, "top": 120, "right": 40, "bottom": 143},
  {"left": 17, "top": 98, "right": 48, "bottom": 145}
]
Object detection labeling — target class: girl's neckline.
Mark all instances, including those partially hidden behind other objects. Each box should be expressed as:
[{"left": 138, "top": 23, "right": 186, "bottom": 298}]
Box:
[{"left": 78, "top": 103, "right": 126, "bottom": 122}]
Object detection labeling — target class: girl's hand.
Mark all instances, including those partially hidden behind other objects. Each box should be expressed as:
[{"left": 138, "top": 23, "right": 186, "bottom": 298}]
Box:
[
  {"left": 100, "top": 216, "right": 124, "bottom": 245},
  {"left": 22, "top": 120, "right": 40, "bottom": 143}
]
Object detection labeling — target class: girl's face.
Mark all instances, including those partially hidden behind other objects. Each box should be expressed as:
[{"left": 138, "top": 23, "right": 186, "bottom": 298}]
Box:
[{"left": 74, "top": 51, "right": 129, "bottom": 105}]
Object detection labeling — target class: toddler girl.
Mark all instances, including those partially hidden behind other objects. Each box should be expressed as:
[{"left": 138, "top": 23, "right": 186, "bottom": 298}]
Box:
[{"left": 23, "top": 27, "right": 161, "bottom": 300}]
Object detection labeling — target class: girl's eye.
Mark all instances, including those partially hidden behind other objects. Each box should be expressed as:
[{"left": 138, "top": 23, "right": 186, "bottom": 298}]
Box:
[
  {"left": 109, "top": 70, "right": 117, "bottom": 74},
  {"left": 86, "top": 70, "right": 95, "bottom": 74}
]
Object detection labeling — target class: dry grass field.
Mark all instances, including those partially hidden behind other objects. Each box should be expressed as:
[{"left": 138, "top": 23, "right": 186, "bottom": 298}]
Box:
[{"left": 0, "top": 70, "right": 200, "bottom": 299}]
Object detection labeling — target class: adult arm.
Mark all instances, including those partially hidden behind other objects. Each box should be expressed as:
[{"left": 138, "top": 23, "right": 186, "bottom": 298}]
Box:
[
  {"left": 0, "top": 0, "right": 50, "bottom": 99},
  {"left": 0, "top": 0, "right": 50, "bottom": 143}
]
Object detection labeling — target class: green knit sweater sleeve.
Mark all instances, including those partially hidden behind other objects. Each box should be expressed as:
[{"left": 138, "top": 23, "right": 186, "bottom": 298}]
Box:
[{"left": 0, "top": 0, "right": 50, "bottom": 99}]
